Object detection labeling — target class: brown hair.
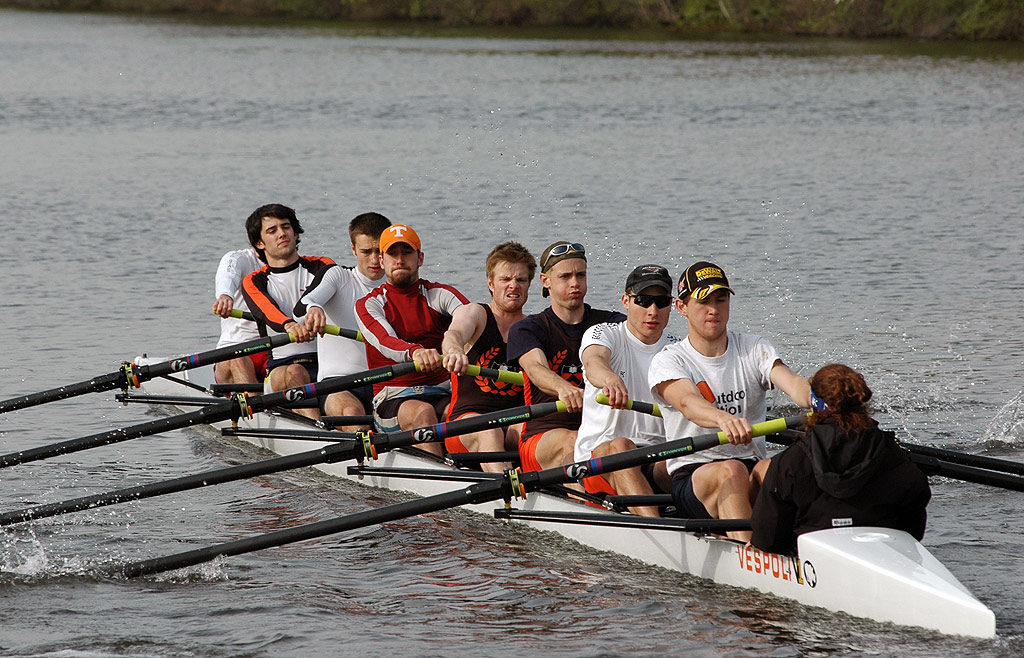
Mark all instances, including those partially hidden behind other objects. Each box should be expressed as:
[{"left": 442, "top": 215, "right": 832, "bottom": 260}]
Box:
[
  {"left": 485, "top": 241, "right": 536, "bottom": 281},
  {"left": 348, "top": 212, "right": 392, "bottom": 244},
  {"left": 806, "top": 363, "right": 874, "bottom": 434}
]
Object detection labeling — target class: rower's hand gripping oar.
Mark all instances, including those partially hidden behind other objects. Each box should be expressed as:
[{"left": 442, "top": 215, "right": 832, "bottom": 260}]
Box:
[
  {"left": 116, "top": 414, "right": 805, "bottom": 578},
  {"left": 0, "top": 401, "right": 566, "bottom": 527},
  {"left": 0, "top": 362, "right": 419, "bottom": 470},
  {"left": 0, "top": 333, "right": 296, "bottom": 415},
  {"left": 227, "top": 309, "right": 364, "bottom": 343}
]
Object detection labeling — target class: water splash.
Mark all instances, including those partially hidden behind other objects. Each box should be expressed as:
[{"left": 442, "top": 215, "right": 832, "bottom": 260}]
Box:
[{"left": 981, "top": 390, "right": 1024, "bottom": 448}]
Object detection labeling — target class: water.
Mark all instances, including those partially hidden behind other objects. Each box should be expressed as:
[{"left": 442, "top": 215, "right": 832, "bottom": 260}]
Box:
[{"left": 1, "top": 8, "right": 1023, "bottom": 655}]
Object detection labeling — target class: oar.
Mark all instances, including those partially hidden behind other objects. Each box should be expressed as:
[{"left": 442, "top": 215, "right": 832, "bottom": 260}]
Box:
[
  {"left": 228, "top": 309, "right": 363, "bottom": 343},
  {"left": 0, "top": 401, "right": 563, "bottom": 527},
  {"left": 0, "top": 363, "right": 417, "bottom": 470},
  {"left": 767, "top": 429, "right": 1024, "bottom": 492},
  {"left": 116, "top": 415, "right": 805, "bottom": 577},
  {"left": 595, "top": 394, "right": 662, "bottom": 417},
  {"left": 0, "top": 334, "right": 294, "bottom": 415}
]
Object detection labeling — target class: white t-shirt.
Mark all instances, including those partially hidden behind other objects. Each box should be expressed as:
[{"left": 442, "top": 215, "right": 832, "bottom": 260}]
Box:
[
  {"left": 214, "top": 248, "right": 263, "bottom": 348},
  {"left": 296, "top": 266, "right": 381, "bottom": 379},
  {"left": 574, "top": 322, "right": 679, "bottom": 462},
  {"left": 648, "top": 331, "right": 780, "bottom": 474}
]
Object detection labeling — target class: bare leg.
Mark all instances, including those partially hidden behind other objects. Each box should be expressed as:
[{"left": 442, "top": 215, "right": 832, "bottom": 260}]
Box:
[
  {"left": 268, "top": 364, "right": 320, "bottom": 421},
  {"left": 324, "top": 390, "right": 370, "bottom": 433},
  {"left": 592, "top": 438, "right": 659, "bottom": 517},
  {"left": 214, "top": 356, "right": 258, "bottom": 385},
  {"left": 397, "top": 399, "right": 444, "bottom": 457},
  {"left": 691, "top": 460, "right": 756, "bottom": 541},
  {"left": 533, "top": 429, "right": 583, "bottom": 493},
  {"left": 453, "top": 415, "right": 510, "bottom": 473}
]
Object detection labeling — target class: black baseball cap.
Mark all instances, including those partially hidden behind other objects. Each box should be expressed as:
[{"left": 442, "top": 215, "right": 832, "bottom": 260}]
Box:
[{"left": 625, "top": 265, "right": 673, "bottom": 294}]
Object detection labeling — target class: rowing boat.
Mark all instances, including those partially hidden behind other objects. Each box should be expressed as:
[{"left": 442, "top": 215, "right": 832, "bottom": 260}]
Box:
[{"left": 134, "top": 358, "right": 997, "bottom": 638}]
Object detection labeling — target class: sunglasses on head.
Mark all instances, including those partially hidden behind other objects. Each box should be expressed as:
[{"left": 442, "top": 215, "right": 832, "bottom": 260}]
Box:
[
  {"left": 541, "top": 242, "right": 585, "bottom": 270},
  {"left": 628, "top": 293, "right": 672, "bottom": 309}
]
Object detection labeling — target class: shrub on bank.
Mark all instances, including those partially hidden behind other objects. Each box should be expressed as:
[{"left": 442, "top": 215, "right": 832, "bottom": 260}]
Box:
[{"left": 2, "top": 0, "right": 1021, "bottom": 39}]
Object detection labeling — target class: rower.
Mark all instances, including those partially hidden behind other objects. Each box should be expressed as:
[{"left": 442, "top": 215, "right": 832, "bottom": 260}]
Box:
[
  {"left": 574, "top": 265, "right": 679, "bottom": 516},
  {"left": 441, "top": 241, "right": 537, "bottom": 473},
  {"left": 649, "top": 261, "right": 811, "bottom": 541},
  {"left": 355, "top": 224, "right": 469, "bottom": 455},
  {"left": 211, "top": 246, "right": 267, "bottom": 385},
  {"left": 507, "top": 241, "right": 624, "bottom": 474},
  {"left": 294, "top": 212, "right": 391, "bottom": 432},
  {"left": 241, "top": 204, "right": 332, "bottom": 420},
  {"left": 751, "top": 364, "right": 931, "bottom": 554}
]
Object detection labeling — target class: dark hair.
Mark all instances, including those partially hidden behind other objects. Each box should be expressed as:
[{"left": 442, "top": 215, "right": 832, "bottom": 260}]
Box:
[
  {"left": 348, "top": 212, "right": 392, "bottom": 244},
  {"left": 485, "top": 241, "right": 537, "bottom": 281},
  {"left": 806, "top": 363, "right": 874, "bottom": 434},
  {"left": 245, "top": 204, "right": 303, "bottom": 261}
]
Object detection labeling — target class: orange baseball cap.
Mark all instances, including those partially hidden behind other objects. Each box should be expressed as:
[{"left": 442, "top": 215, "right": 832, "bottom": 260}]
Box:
[{"left": 379, "top": 224, "right": 421, "bottom": 253}]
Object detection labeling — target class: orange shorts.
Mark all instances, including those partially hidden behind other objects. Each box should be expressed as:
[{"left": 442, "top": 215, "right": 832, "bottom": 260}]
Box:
[
  {"left": 582, "top": 472, "right": 617, "bottom": 496},
  {"left": 518, "top": 432, "right": 546, "bottom": 472},
  {"left": 443, "top": 412, "right": 473, "bottom": 454}
]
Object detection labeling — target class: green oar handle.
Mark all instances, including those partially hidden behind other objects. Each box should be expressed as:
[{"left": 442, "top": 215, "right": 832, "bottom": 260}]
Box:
[
  {"left": 594, "top": 394, "right": 662, "bottom": 417},
  {"left": 227, "top": 309, "right": 363, "bottom": 342},
  {"left": 117, "top": 411, "right": 788, "bottom": 578},
  {"left": 0, "top": 333, "right": 294, "bottom": 415},
  {"left": 463, "top": 364, "right": 525, "bottom": 386},
  {"left": 0, "top": 362, "right": 417, "bottom": 470}
]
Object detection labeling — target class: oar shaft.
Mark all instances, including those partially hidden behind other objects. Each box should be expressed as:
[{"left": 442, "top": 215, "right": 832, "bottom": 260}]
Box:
[
  {"left": 0, "top": 334, "right": 292, "bottom": 414},
  {"left": 911, "top": 454, "right": 1024, "bottom": 492},
  {"left": 119, "top": 484, "right": 495, "bottom": 578},
  {"left": 118, "top": 416, "right": 802, "bottom": 577},
  {"left": 0, "top": 441, "right": 357, "bottom": 526},
  {"left": 0, "top": 362, "right": 417, "bottom": 470},
  {"left": 903, "top": 441, "right": 1024, "bottom": 476}
]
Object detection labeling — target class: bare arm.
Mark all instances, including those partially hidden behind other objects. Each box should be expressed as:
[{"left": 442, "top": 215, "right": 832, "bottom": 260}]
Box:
[
  {"left": 655, "top": 378, "right": 753, "bottom": 444},
  {"left": 769, "top": 360, "right": 811, "bottom": 408},
  {"left": 442, "top": 303, "right": 487, "bottom": 374},
  {"left": 581, "top": 344, "right": 628, "bottom": 409},
  {"left": 519, "top": 347, "right": 584, "bottom": 413}
]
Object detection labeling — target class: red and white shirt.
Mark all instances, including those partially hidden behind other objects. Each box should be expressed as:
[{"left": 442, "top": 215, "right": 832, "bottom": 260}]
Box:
[{"left": 356, "top": 279, "right": 468, "bottom": 393}]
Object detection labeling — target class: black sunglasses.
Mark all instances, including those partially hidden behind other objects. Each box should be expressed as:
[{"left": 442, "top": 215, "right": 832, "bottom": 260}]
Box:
[
  {"left": 541, "top": 242, "right": 585, "bottom": 270},
  {"left": 628, "top": 293, "right": 672, "bottom": 309}
]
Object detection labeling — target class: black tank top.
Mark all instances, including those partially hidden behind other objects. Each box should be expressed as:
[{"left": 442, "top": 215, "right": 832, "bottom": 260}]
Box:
[
  {"left": 448, "top": 304, "right": 524, "bottom": 417},
  {"left": 520, "top": 306, "right": 624, "bottom": 439}
]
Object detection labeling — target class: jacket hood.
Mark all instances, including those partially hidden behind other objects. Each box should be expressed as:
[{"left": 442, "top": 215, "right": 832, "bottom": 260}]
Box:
[{"left": 805, "top": 419, "right": 899, "bottom": 499}]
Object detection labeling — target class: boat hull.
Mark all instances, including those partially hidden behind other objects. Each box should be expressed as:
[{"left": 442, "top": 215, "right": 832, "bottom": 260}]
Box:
[{"left": 137, "top": 363, "right": 996, "bottom": 638}]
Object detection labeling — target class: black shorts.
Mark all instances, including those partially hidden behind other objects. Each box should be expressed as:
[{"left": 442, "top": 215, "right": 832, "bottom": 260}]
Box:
[
  {"left": 374, "top": 393, "right": 451, "bottom": 433},
  {"left": 266, "top": 353, "right": 318, "bottom": 383},
  {"left": 317, "top": 384, "right": 374, "bottom": 416},
  {"left": 670, "top": 458, "right": 759, "bottom": 519}
]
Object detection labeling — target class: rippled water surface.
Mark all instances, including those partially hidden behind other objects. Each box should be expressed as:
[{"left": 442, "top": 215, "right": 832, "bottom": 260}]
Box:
[{"left": 1, "top": 9, "right": 1023, "bottom": 656}]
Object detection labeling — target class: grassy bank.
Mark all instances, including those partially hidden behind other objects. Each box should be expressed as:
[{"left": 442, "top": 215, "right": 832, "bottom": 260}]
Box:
[{"left": 3, "top": 0, "right": 1022, "bottom": 39}]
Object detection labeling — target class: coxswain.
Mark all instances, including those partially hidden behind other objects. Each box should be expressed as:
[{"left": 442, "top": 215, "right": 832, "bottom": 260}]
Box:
[{"left": 751, "top": 363, "right": 931, "bottom": 554}]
